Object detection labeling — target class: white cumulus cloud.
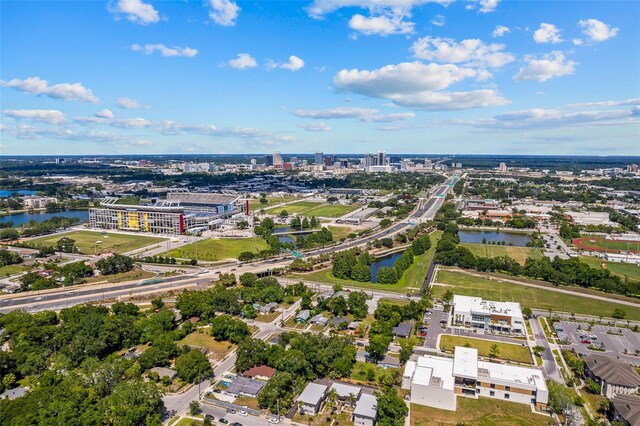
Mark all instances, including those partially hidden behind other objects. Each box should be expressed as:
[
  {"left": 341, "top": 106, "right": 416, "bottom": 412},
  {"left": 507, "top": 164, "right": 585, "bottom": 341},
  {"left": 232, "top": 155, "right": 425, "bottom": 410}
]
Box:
[
  {"left": 293, "top": 107, "right": 415, "bottom": 122},
  {"left": 412, "top": 37, "right": 515, "bottom": 68},
  {"left": 267, "top": 55, "right": 305, "bottom": 71},
  {"left": 578, "top": 18, "right": 619, "bottom": 42},
  {"left": 431, "top": 14, "right": 445, "bottom": 27},
  {"left": 96, "top": 109, "right": 114, "bottom": 119},
  {"left": 109, "top": 0, "right": 160, "bottom": 25},
  {"left": 208, "top": 0, "right": 240, "bottom": 26},
  {"left": 0, "top": 76, "right": 100, "bottom": 103},
  {"left": 478, "top": 0, "right": 500, "bottom": 13},
  {"left": 4, "top": 109, "right": 67, "bottom": 124},
  {"left": 533, "top": 23, "right": 563, "bottom": 44},
  {"left": 514, "top": 51, "right": 576, "bottom": 82},
  {"left": 224, "top": 53, "right": 257, "bottom": 69},
  {"left": 116, "top": 97, "right": 147, "bottom": 109},
  {"left": 131, "top": 43, "right": 198, "bottom": 57},
  {"left": 349, "top": 14, "right": 414, "bottom": 35},
  {"left": 492, "top": 25, "right": 510, "bottom": 38}
]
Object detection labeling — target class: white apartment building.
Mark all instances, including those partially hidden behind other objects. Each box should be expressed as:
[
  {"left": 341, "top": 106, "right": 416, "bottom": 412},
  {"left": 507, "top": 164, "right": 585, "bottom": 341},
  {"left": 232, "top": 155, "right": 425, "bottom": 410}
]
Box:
[
  {"left": 403, "top": 347, "right": 548, "bottom": 412},
  {"left": 23, "top": 196, "right": 58, "bottom": 209},
  {"left": 452, "top": 295, "right": 525, "bottom": 335},
  {"left": 566, "top": 211, "right": 616, "bottom": 227}
]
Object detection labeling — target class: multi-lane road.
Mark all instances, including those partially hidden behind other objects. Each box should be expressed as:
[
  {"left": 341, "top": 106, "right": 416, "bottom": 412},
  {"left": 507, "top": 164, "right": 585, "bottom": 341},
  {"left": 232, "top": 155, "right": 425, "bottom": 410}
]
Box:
[{"left": 0, "top": 176, "right": 458, "bottom": 314}]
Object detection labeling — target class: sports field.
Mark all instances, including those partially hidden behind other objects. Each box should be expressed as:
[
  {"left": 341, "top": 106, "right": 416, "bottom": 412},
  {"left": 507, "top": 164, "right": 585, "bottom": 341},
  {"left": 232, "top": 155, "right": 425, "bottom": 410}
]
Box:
[
  {"left": 432, "top": 269, "right": 640, "bottom": 320},
  {"left": 248, "top": 197, "right": 292, "bottom": 211},
  {"left": 579, "top": 256, "right": 640, "bottom": 282},
  {"left": 163, "top": 237, "right": 269, "bottom": 261},
  {"left": 460, "top": 243, "right": 542, "bottom": 265},
  {"left": 572, "top": 237, "right": 640, "bottom": 253},
  {"left": 439, "top": 335, "right": 532, "bottom": 364},
  {"left": 272, "top": 201, "right": 358, "bottom": 218},
  {"left": 28, "top": 231, "right": 166, "bottom": 254},
  {"left": 411, "top": 398, "right": 551, "bottom": 426}
]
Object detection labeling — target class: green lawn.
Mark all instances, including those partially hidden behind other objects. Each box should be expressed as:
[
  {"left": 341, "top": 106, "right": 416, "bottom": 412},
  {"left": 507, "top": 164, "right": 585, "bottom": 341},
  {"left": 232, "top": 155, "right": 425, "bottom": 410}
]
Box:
[
  {"left": 410, "top": 398, "right": 551, "bottom": 426},
  {"left": 248, "top": 197, "right": 293, "bottom": 211},
  {"left": 291, "top": 231, "right": 442, "bottom": 294},
  {"left": 439, "top": 335, "right": 532, "bottom": 364},
  {"left": 272, "top": 201, "right": 358, "bottom": 218},
  {"left": 0, "top": 263, "right": 29, "bottom": 277},
  {"left": 573, "top": 237, "right": 640, "bottom": 253},
  {"left": 460, "top": 243, "right": 542, "bottom": 265},
  {"left": 432, "top": 269, "right": 640, "bottom": 320},
  {"left": 579, "top": 256, "right": 640, "bottom": 282},
  {"left": 27, "top": 231, "right": 166, "bottom": 254},
  {"left": 84, "top": 268, "right": 155, "bottom": 284},
  {"left": 178, "top": 332, "right": 235, "bottom": 361},
  {"left": 327, "top": 225, "right": 356, "bottom": 241},
  {"left": 163, "top": 237, "right": 269, "bottom": 261}
]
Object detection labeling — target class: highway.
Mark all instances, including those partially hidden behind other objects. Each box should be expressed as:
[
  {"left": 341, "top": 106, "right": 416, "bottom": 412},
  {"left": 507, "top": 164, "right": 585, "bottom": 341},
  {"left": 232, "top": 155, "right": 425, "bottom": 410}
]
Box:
[{"left": 0, "top": 176, "right": 457, "bottom": 314}]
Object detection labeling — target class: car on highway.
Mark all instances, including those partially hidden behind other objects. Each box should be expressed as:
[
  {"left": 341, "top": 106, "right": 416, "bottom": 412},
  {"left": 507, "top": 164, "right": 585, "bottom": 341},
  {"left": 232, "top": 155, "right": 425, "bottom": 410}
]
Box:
[
  {"left": 218, "top": 419, "right": 228, "bottom": 424},
  {"left": 35, "top": 297, "right": 42, "bottom": 301}
]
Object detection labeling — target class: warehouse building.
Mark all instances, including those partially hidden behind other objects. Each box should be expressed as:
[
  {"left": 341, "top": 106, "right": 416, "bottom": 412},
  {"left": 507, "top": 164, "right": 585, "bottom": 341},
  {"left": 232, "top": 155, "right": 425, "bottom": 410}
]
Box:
[{"left": 89, "top": 190, "right": 245, "bottom": 235}]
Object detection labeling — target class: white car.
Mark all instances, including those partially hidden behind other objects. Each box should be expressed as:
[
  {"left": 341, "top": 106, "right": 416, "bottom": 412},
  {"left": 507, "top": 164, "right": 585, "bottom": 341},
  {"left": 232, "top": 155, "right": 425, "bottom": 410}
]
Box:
[
  {"left": 268, "top": 418, "right": 280, "bottom": 424},
  {"left": 238, "top": 411, "right": 248, "bottom": 417}
]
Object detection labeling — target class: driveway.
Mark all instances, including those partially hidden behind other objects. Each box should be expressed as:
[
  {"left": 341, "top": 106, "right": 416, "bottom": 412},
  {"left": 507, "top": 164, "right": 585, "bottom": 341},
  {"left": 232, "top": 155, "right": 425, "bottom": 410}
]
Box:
[{"left": 530, "top": 318, "right": 563, "bottom": 383}]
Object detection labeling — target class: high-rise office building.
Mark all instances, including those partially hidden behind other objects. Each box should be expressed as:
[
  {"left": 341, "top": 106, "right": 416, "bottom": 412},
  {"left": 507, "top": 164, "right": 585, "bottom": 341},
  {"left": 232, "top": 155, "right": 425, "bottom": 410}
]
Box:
[
  {"left": 314, "top": 152, "right": 324, "bottom": 165},
  {"left": 273, "top": 151, "right": 284, "bottom": 166},
  {"left": 264, "top": 154, "right": 273, "bottom": 167},
  {"left": 425, "top": 159, "right": 432, "bottom": 169},
  {"left": 499, "top": 162, "right": 507, "bottom": 172}
]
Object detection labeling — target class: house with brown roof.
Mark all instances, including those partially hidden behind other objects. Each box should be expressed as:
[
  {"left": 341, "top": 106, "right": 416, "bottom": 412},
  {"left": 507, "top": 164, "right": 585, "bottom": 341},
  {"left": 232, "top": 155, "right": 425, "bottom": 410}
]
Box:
[
  {"left": 243, "top": 365, "right": 276, "bottom": 381},
  {"left": 585, "top": 355, "right": 640, "bottom": 398},
  {"left": 612, "top": 394, "right": 640, "bottom": 426}
]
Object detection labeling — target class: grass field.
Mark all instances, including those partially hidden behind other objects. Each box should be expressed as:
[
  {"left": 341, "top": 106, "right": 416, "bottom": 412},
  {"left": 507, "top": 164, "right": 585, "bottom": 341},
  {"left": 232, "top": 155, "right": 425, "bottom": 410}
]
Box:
[
  {"left": 579, "top": 256, "right": 640, "bottom": 281},
  {"left": 163, "top": 237, "right": 269, "bottom": 261},
  {"left": 460, "top": 243, "right": 542, "bottom": 265},
  {"left": 272, "top": 201, "right": 358, "bottom": 218},
  {"left": 572, "top": 237, "right": 640, "bottom": 253},
  {"left": 410, "top": 398, "right": 551, "bottom": 426},
  {"left": 0, "top": 263, "right": 29, "bottom": 277},
  {"left": 28, "top": 231, "right": 166, "bottom": 254},
  {"left": 439, "top": 335, "right": 532, "bottom": 364},
  {"left": 432, "top": 269, "right": 640, "bottom": 320},
  {"left": 84, "top": 268, "right": 154, "bottom": 284},
  {"left": 178, "top": 332, "right": 235, "bottom": 360},
  {"left": 291, "top": 231, "right": 442, "bottom": 293},
  {"left": 248, "top": 197, "right": 293, "bottom": 211},
  {"left": 327, "top": 225, "right": 356, "bottom": 241}
]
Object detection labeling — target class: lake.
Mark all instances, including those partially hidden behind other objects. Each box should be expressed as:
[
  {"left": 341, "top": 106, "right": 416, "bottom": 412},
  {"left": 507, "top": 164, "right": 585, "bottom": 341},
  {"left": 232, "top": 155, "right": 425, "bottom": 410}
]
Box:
[
  {"left": 0, "top": 210, "right": 90, "bottom": 226},
  {"left": 459, "top": 230, "right": 532, "bottom": 247},
  {"left": 0, "top": 190, "right": 37, "bottom": 197},
  {"left": 273, "top": 226, "right": 313, "bottom": 244},
  {"left": 370, "top": 252, "right": 403, "bottom": 283}
]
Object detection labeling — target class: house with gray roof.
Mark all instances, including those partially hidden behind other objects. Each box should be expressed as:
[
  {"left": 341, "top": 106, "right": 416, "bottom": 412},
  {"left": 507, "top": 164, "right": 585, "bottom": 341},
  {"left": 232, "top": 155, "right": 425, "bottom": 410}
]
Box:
[
  {"left": 586, "top": 354, "right": 640, "bottom": 398},
  {"left": 612, "top": 394, "right": 640, "bottom": 426},
  {"left": 354, "top": 393, "right": 378, "bottom": 426},
  {"left": 330, "top": 317, "right": 350, "bottom": 327},
  {"left": 296, "top": 309, "right": 310, "bottom": 322},
  {"left": 329, "top": 382, "right": 361, "bottom": 404},
  {"left": 150, "top": 367, "right": 177, "bottom": 380},
  {"left": 310, "top": 314, "right": 329, "bottom": 326},
  {"left": 297, "top": 383, "right": 328, "bottom": 415},
  {"left": 392, "top": 322, "right": 413, "bottom": 338},
  {"left": 0, "top": 387, "right": 26, "bottom": 400},
  {"left": 225, "top": 376, "right": 265, "bottom": 398},
  {"left": 260, "top": 302, "right": 279, "bottom": 314}
]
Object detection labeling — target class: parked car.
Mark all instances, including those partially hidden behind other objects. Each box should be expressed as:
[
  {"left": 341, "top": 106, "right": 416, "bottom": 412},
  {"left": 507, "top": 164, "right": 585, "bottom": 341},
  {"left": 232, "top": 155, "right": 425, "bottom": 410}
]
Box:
[
  {"left": 231, "top": 422, "right": 243, "bottom": 426},
  {"left": 219, "top": 419, "right": 229, "bottom": 424},
  {"left": 268, "top": 418, "right": 280, "bottom": 424},
  {"left": 238, "top": 411, "right": 248, "bottom": 417},
  {"left": 213, "top": 388, "right": 221, "bottom": 394},
  {"left": 226, "top": 408, "right": 236, "bottom": 414},
  {"left": 581, "top": 339, "right": 591, "bottom": 344}
]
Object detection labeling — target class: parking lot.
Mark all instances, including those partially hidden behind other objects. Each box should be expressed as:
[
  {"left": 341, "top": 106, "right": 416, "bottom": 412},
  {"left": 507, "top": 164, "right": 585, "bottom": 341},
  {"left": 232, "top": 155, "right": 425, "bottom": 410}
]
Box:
[
  {"left": 557, "top": 320, "right": 640, "bottom": 363},
  {"left": 422, "top": 306, "right": 447, "bottom": 348}
]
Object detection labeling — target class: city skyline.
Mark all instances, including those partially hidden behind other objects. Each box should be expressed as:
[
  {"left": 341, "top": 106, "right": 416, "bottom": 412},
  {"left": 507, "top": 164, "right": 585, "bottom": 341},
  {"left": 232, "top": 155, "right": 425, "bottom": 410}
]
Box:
[{"left": 1, "top": 0, "right": 639, "bottom": 156}]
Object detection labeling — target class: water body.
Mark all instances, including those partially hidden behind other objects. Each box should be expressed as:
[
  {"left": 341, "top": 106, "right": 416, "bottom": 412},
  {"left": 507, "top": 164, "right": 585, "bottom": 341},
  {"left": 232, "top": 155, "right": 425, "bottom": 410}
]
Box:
[
  {"left": 370, "top": 252, "right": 403, "bottom": 283},
  {"left": 273, "top": 226, "right": 313, "bottom": 244},
  {"left": 0, "top": 210, "right": 90, "bottom": 226},
  {"left": 0, "top": 190, "right": 37, "bottom": 197},
  {"left": 459, "top": 230, "right": 532, "bottom": 247}
]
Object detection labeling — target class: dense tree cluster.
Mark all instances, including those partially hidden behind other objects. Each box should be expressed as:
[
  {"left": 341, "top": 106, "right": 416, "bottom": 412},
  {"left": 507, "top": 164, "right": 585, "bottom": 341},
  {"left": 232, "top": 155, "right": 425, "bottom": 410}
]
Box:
[
  {"left": 315, "top": 291, "right": 369, "bottom": 319},
  {"left": 0, "top": 249, "right": 22, "bottom": 267},
  {"left": 7, "top": 216, "right": 81, "bottom": 239},
  {"left": 96, "top": 254, "right": 135, "bottom": 275},
  {"left": 210, "top": 315, "right": 251, "bottom": 343},
  {"left": 366, "top": 300, "right": 427, "bottom": 361}
]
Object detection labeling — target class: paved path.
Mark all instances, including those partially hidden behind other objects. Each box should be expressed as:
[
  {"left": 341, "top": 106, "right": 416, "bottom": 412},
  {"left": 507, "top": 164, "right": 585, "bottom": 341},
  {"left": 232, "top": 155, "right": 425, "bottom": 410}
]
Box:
[{"left": 529, "top": 318, "right": 563, "bottom": 383}]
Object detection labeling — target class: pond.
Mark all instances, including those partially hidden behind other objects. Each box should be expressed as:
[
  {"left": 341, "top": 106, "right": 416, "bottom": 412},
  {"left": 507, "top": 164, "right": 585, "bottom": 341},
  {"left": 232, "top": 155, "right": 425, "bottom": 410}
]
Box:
[
  {"left": 272, "top": 226, "right": 313, "bottom": 244},
  {"left": 0, "top": 210, "right": 90, "bottom": 226},
  {"left": 0, "top": 190, "right": 37, "bottom": 197},
  {"left": 459, "top": 230, "right": 532, "bottom": 247},
  {"left": 370, "top": 252, "right": 403, "bottom": 283}
]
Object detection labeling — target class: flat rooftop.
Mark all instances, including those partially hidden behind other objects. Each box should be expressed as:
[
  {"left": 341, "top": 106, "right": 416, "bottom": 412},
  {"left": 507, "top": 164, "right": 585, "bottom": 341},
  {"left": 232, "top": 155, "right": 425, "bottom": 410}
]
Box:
[{"left": 453, "top": 295, "right": 523, "bottom": 318}]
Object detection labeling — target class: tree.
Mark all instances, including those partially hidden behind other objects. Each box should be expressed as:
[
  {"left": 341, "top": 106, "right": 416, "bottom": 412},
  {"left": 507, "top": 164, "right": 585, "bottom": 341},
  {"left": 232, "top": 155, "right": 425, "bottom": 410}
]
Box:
[
  {"left": 96, "top": 254, "right": 134, "bottom": 275},
  {"left": 235, "top": 338, "right": 267, "bottom": 372},
  {"left": 522, "top": 307, "right": 533, "bottom": 318},
  {"left": 279, "top": 210, "right": 289, "bottom": 218},
  {"left": 175, "top": 349, "right": 213, "bottom": 383},
  {"left": 56, "top": 237, "right": 78, "bottom": 253},
  {"left": 189, "top": 400, "right": 201, "bottom": 416},
  {"left": 442, "top": 289, "right": 454, "bottom": 309},
  {"left": 489, "top": 344, "right": 500, "bottom": 359},
  {"left": 210, "top": 315, "right": 250, "bottom": 343},
  {"left": 351, "top": 263, "right": 372, "bottom": 282},
  {"left": 347, "top": 291, "right": 369, "bottom": 319},
  {"left": 238, "top": 251, "right": 255, "bottom": 262},
  {"left": 106, "top": 380, "right": 164, "bottom": 426},
  {"left": 257, "top": 371, "right": 295, "bottom": 414},
  {"left": 367, "top": 334, "right": 391, "bottom": 362},
  {"left": 151, "top": 298, "right": 165, "bottom": 310},
  {"left": 376, "top": 387, "right": 408, "bottom": 426},
  {"left": 376, "top": 267, "right": 398, "bottom": 284},
  {"left": 612, "top": 308, "right": 626, "bottom": 319},
  {"left": 411, "top": 235, "right": 431, "bottom": 255}
]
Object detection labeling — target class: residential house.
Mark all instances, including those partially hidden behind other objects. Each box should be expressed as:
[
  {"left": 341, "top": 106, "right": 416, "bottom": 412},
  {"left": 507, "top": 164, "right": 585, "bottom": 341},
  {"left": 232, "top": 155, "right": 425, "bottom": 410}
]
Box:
[
  {"left": 225, "top": 376, "right": 265, "bottom": 398},
  {"left": 243, "top": 365, "right": 276, "bottom": 381},
  {"left": 329, "top": 382, "right": 362, "bottom": 404},
  {"left": 296, "top": 310, "right": 310, "bottom": 322},
  {"left": 392, "top": 322, "right": 412, "bottom": 338},
  {"left": 310, "top": 314, "right": 329, "bottom": 326},
  {"left": 585, "top": 355, "right": 640, "bottom": 398},
  {"left": 260, "top": 302, "right": 279, "bottom": 314},
  {"left": 297, "top": 383, "right": 328, "bottom": 415},
  {"left": 353, "top": 393, "right": 377, "bottom": 426},
  {"left": 612, "top": 394, "right": 640, "bottom": 426},
  {"left": 150, "top": 367, "right": 177, "bottom": 380}
]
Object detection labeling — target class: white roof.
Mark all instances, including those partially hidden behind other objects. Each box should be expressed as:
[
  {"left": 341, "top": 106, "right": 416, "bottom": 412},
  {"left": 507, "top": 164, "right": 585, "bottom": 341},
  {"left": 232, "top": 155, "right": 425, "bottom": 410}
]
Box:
[
  {"left": 297, "top": 383, "right": 327, "bottom": 405},
  {"left": 453, "top": 295, "right": 523, "bottom": 318},
  {"left": 413, "top": 356, "right": 455, "bottom": 390},
  {"left": 453, "top": 347, "right": 478, "bottom": 379},
  {"left": 354, "top": 393, "right": 377, "bottom": 419},
  {"left": 403, "top": 360, "right": 417, "bottom": 378},
  {"left": 478, "top": 360, "right": 547, "bottom": 392},
  {"left": 330, "top": 382, "right": 361, "bottom": 398}
]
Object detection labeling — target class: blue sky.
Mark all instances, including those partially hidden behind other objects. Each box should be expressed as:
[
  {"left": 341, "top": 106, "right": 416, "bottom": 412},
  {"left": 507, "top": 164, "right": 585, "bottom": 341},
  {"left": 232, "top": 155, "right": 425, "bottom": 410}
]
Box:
[{"left": 1, "top": 0, "right": 638, "bottom": 155}]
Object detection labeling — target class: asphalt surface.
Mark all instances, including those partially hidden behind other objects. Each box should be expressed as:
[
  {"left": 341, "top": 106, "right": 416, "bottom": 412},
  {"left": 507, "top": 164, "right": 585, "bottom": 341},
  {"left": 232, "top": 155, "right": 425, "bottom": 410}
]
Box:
[
  {"left": 529, "top": 318, "right": 563, "bottom": 382},
  {"left": 557, "top": 320, "right": 640, "bottom": 365}
]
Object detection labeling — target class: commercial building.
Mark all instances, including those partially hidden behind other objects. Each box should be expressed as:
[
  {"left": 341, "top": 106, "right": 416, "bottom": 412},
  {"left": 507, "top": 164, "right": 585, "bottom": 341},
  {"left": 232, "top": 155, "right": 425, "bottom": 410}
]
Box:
[
  {"left": 452, "top": 295, "right": 525, "bottom": 335},
  {"left": 89, "top": 190, "right": 244, "bottom": 235},
  {"left": 273, "top": 151, "right": 284, "bottom": 167},
  {"left": 566, "top": 211, "right": 616, "bottom": 226},
  {"left": 315, "top": 152, "right": 324, "bottom": 165},
  {"left": 23, "top": 196, "right": 57, "bottom": 209},
  {"left": 585, "top": 354, "right": 640, "bottom": 399},
  {"left": 403, "top": 347, "right": 548, "bottom": 412}
]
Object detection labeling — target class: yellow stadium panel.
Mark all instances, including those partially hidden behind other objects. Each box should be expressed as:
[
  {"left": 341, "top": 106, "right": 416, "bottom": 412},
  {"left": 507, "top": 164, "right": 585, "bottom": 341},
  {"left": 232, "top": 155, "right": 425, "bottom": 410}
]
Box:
[
  {"left": 117, "top": 211, "right": 122, "bottom": 229},
  {"left": 143, "top": 213, "right": 150, "bottom": 232}
]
